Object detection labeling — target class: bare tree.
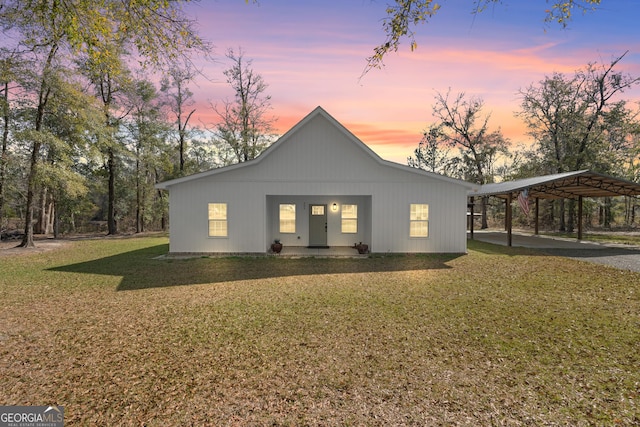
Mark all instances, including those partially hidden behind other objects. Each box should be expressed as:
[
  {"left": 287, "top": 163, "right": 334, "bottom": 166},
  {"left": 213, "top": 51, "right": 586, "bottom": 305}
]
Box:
[
  {"left": 518, "top": 52, "right": 640, "bottom": 230},
  {"left": 161, "top": 63, "right": 196, "bottom": 175},
  {"left": 431, "top": 90, "right": 509, "bottom": 228},
  {"left": 213, "top": 48, "right": 276, "bottom": 164},
  {"left": 407, "top": 124, "right": 452, "bottom": 175}
]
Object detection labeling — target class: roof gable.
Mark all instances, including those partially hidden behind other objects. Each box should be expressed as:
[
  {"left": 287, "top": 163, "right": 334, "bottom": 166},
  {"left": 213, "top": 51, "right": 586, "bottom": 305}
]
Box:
[{"left": 157, "top": 106, "right": 476, "bottom": 190}]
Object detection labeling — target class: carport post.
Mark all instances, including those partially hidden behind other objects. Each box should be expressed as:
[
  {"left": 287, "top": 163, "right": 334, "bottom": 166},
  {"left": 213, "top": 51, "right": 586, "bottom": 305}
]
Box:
[
  {"left": 578, "top": 195, "right": 583, "bottom": 240},
  {"left": 534, "top": 198, "right": 539, "bottom": 235},
  {"left": 506, "top": 193, "right": 513, "bottom": 247}
]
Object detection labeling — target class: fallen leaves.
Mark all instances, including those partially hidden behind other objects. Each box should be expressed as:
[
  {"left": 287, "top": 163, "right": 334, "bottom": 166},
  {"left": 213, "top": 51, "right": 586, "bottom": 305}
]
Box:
[{"left": 1, "top": 236, "right": 639, "bottom": 425}]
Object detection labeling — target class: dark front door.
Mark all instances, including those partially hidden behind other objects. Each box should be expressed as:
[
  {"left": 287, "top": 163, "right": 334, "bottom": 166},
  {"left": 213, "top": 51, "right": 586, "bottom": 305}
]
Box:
[{"left": 309, "top": 204, "right": 327, "bottom": 247}]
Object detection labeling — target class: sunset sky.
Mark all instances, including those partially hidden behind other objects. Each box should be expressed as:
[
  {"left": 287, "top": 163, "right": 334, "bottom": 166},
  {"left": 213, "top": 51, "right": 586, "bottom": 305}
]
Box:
[{"left": 183, "top": 0, "right": 640, "bottom": 164}]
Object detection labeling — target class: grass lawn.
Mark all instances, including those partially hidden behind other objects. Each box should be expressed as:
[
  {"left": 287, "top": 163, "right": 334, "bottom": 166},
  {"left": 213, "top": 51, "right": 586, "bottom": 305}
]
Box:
[{"left": 1, "top": 235, "right": 638, "bottom": 426}]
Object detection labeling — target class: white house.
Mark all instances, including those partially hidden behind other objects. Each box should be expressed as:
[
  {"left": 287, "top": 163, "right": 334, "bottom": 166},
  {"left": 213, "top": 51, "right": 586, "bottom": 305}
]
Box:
[{"left": 156, "top": 107, "right": 477, "bottom": 254}]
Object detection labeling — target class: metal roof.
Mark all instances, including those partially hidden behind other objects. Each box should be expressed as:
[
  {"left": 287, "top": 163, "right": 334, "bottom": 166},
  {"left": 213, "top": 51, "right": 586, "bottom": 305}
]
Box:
[{"left": 470, "top": 170, "right": 640, "bottom": 200}]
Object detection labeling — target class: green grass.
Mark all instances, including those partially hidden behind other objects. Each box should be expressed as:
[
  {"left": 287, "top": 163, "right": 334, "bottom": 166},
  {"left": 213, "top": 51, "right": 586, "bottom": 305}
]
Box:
[{"left": 1, "top": 236, "right": 639, "bottom": 425}]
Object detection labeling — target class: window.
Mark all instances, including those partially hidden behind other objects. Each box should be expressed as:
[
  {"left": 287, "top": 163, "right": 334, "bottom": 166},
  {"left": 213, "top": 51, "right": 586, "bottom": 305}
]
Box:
[
  {"left": 279, "top": 204, "right": 296, "bottom": 233},
  {"left": 311, "top": 205, "right": 324, "bottom": 215},
  {"left": 341, "top": 204, "right": 358, "bottom": 233},
  {"left": 208, "top": 203, "right": 227, "bottom": 237},
  {"left": 409, "top": 204, "right": 429, "bottom": 237}
]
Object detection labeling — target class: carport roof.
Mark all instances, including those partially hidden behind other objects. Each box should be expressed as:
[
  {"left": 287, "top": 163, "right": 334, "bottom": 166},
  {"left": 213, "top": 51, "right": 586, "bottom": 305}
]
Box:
[{"left": 470, "top": 170, "right": 640, "bottom": 200}]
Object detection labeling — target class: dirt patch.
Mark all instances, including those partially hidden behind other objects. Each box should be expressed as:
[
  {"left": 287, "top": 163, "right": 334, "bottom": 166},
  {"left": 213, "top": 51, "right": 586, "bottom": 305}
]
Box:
[
  {"left": 0, "top": 238, "right": 70, "bottom": 257},
  {"left": 0, "top": 232, "right": 166, "bottom": 258}
]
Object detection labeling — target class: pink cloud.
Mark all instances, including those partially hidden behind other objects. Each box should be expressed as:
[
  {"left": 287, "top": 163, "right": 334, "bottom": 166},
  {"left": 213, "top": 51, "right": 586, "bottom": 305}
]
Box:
[{"left": 181, "top": 1, "right": 640, "bottom": 165}]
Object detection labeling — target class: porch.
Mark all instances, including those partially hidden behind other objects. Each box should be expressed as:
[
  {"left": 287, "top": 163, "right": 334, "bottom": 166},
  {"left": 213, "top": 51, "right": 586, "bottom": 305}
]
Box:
[{"left": 274, "top": 245, "right": 369, "bottom": 257}]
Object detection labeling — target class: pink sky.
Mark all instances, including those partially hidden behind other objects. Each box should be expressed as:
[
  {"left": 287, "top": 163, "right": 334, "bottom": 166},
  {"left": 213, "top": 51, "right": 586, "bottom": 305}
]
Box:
[{"left": 185, "top": 0, "right": 640, "bottom": 164}]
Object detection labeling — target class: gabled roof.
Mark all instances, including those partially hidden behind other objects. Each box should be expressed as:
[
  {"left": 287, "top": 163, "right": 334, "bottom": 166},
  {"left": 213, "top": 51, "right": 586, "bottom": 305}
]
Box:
[
  {"left": 472, "top": 170, "right": 640, "bottom": 199},
  {"left": 157, "top": 106, "right": 477, "bottom": 190}
]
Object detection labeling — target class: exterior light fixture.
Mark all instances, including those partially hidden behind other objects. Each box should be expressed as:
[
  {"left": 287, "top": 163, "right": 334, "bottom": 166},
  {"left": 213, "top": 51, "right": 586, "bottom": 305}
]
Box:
[{"left": 332, "top": 203, "right": 338, "bottom": 212}]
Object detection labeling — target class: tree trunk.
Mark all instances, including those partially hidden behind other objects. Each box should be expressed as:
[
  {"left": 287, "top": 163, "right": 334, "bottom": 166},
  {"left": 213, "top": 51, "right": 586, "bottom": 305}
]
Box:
[
  {"left": 0, "top": 81, "right": 9, "bottom": 232},
  {"left": 141, "top": 183, "right": 146, "bottom": 233},
  {"left": 136, "top": 157, "right": 141, "bottom": 233},
  {"left": 53, "top": 200, "right": 59, "bottom": 238},
  {"left": 179, "top": 131, "right": 185, "bottom": 174},
  {"left": 481, "top": 196, "right": 488, "bottom": 229},
  {"left": 545, "top": 200, "right": 555, "bottom": 230},
  {"left": 46, "top": 199, "right": 55, "bottom": 234},
  {"left": 155, "top": 168, "right": 168, "bottom": 231},
  {"left": 598, "top": 204, "right": 604, "bottom": 226},
  {"left": 20, "top": 43, "right": 57, "bottom": 248},
  {"left": 604, "top": 197, "right": 612, "bottom": 229},
  {"left": 20, "top": 141, "right": 40, "bottom": 247},
  {"left": 567, "top": 199, "right": 575, "bottom": 233},
  {"left": 156, "top": 176, "right": 167, "bottom": 231},
  {"left": 107, "top": 147, "right": 117, "bottom": 235},
  {"left": 35, "top": 187, "right": 47, "bottom": 234}
]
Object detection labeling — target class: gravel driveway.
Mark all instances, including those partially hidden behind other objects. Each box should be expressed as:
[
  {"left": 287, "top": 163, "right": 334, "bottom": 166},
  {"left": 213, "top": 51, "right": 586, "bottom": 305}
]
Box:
[
  {"left": 471, "top": 231, "right": 640, "bottom": 273},
  {"left": 540, "top": 246, "right": 640, "bottom": 272}
]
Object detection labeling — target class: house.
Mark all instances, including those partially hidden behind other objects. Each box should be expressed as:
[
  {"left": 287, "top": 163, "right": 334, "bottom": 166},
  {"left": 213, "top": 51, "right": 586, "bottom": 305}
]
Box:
[{"left": 156, "top": 107, "right": 477, "bottom": 254}]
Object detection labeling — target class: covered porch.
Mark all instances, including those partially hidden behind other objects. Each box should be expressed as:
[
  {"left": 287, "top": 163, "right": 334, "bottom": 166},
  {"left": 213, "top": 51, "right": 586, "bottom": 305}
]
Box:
[
  {"left": 274, "top": 245, "right": 370, "bottom": 257},
  {"left": 265, "top": 195, "right": 372, "bottom": 252}
]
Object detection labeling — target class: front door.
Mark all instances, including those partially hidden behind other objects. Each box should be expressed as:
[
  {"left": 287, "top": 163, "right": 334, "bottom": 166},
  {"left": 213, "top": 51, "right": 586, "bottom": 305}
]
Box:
[{"left": 309, "top": 204, "right": 327, "bottom": 247}]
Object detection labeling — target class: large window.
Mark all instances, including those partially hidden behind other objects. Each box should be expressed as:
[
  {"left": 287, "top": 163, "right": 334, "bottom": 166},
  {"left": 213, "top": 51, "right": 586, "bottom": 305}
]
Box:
[
  {"left": 208, "top": 203, "right": 228, "bottom": 237},
  {"left": 409, "top": 204, "right": 429, "bottom": 237},
  {"left": 341, "top": 204, "right": 358, "bottom": 233},
  {"left": 279, "top": 204, "right": 296, "bottom": 233}
]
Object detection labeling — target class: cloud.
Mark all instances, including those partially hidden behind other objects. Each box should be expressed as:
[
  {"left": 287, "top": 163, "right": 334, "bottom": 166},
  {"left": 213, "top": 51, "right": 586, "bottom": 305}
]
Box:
[{"left": 182, "top": 0, "right": 640, "bottom": 165}]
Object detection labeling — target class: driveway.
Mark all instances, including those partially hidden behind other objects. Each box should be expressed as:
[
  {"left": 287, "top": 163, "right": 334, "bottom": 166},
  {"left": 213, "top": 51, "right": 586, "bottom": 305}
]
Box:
[{"left": 470, "top": 231, "right": 640, "bottom": 273}]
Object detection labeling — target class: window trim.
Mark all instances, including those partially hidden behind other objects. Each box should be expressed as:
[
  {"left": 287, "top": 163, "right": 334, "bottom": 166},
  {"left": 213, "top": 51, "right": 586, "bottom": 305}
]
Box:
[
  {"left": 208, "top": 203, "right": 228, "bottom": 238},
  {"left": 409, "top": 203, "right": 429, "bottom": 238},
  {"left": 341, "top": 204, "right": 358, "bottom": 234},
  {"left": 279, "top": 203, "right": 296, "bottom": 234}
]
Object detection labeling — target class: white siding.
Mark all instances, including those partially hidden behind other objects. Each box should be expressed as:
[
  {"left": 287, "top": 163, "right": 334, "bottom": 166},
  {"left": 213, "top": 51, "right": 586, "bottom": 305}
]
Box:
[
  {"left": 168, "top": 176, "right": 467, "bottom": 253},
  {"left": 161, "top": 107, "right": 475, "bottom": 254}
]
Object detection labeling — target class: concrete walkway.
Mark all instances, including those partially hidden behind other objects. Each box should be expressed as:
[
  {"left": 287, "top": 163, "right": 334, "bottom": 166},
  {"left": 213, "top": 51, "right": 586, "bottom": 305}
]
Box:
[
  {"left": 470, "top": 230, "right": 640, "bottom": 272},
  {"left": 277, "top": 246, "right": 367, "bottom": 258}
]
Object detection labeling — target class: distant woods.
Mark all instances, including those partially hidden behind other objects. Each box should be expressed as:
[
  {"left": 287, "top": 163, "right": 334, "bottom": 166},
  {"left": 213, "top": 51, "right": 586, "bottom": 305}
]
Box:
[
  {"left": 409, "top": 52, "right": 640, "bottom": 231},
  {"left": 0, "top": 1, "right": 275, "bottom": 244}
]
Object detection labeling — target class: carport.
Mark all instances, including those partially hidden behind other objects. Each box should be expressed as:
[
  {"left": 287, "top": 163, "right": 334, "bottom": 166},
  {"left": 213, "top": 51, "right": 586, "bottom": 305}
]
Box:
[{"left": 468, "top": 170, "right": 640, "bottom": 246}]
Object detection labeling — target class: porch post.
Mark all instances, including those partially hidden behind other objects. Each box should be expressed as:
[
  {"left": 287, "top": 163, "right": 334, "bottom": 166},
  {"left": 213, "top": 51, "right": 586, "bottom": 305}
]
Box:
[
  {"left": 469, "top": 196, "right": 474, "bottom": 240},
  {"left": 577, "top": 195, "right": 583, "bottom": 240}
]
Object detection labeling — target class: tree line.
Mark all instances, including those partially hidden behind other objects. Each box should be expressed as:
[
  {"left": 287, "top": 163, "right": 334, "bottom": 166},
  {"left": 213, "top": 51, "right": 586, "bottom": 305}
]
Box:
[
  {"left": 408, "top": 52, "right": 640, "bottom": 231},
  {"left": 0, "top": 2, "right": 276, "bottom": 246}
]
